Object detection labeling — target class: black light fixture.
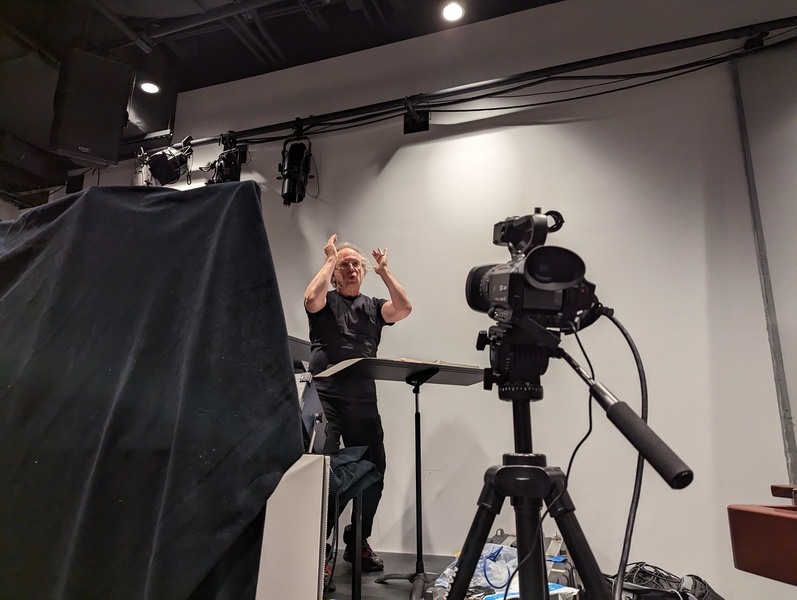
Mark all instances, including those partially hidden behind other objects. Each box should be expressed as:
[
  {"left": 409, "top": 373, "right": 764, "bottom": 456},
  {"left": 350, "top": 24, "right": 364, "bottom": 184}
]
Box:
[
  {"left": 278, "top": 131, "right": 312, "bottom": 206},
  {"left": 204, "top": 132, "right": 248, "bottom": 185},
  {"left": 145, "top": 135, "right": 193, "bottom": 185}
]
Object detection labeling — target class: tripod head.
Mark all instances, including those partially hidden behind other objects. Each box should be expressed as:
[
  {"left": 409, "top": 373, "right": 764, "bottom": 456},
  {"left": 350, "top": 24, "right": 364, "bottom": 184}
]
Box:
[{"left": 477, "top": 323, "right": 554, "bottom": 401}]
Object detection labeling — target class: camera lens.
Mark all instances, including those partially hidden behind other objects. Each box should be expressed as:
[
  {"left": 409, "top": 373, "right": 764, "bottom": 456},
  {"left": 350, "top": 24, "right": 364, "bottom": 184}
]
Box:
[{"left": 465, "top": 265, "right": 496, "bottom": 313}]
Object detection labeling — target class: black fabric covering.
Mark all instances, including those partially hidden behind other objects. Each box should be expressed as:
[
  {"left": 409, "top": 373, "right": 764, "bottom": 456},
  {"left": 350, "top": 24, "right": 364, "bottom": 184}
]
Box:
[{"left": 0, "top": 182, "right": 304, "bottom": 600}]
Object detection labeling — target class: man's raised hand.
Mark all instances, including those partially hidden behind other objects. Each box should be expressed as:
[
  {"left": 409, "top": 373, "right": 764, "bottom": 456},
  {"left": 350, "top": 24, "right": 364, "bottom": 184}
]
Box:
[
  {"left": 325, "top": 235, "right": 338, "bottom": 260},
  {"left": 372, "top": 247, "right": 388, "bottom": 274}
]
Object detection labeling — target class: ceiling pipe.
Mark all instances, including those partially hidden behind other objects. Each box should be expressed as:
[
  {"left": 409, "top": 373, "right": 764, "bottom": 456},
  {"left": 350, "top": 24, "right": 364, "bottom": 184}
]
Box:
[
  {"left": 100, "top": 2, "right": 325, "bottom": 51},
  {"left": 182, "top": 14, "right": 797, "bottom": 148},
  {"left": 296, "top": 0, "right": 327, "bottom": 30},
  {"left": 147, "top": 0, "right": 287, "bottom": 39},
  {"left": 369, "top": 0, "right": 386, "bottom": 24},
  {"left": 231, "top": 13, "right": 277, "bottom": 62},
  {"left": 230, "top": 0, "right": 284, "bottom": 60},
  {"left": 0, "top": 19, "right": 59, "bottom": 66},
  {"left": 250, "top": 9, "right": 284, "bottom": 60},
  {"left": 189, "top": 0, "right": 272, "bottom": 68},
  {"left": 87, "top": 0, "right": 154, "bottom": 53},
  {"left": 224, "top": 19, "right": 270, "bottom": 65}
]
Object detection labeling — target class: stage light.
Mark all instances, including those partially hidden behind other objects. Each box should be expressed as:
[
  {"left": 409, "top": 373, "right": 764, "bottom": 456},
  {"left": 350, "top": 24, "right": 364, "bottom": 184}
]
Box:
[
  {"left": 145, "top": 136, "right": 193, "bottom": 185},
  {"left": 139, "top": 81, "right": 160, "bottom": 94},
  {"left": 442, "top": 2, "right": 464, "bottom": 22},
  {"left": 204, "top": 135, "right": 248, "bottom": 185},
  {"left": 278, "top": 136, "right": 312, "bottom": 206}
]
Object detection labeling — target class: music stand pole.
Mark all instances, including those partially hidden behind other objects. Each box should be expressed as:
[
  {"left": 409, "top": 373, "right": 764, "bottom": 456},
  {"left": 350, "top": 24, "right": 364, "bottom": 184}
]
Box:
[
  {"left": 376, "top": 367, "right": 439, "bottom": 599},
  {"left": 315, "top": 358, "right": 483, "bottom": 598}
]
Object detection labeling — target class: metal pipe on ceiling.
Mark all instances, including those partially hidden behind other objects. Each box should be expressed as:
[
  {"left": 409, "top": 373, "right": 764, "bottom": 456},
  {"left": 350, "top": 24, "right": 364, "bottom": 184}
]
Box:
[
  {"left": 184, "top": 14, "right": 797, "bottom": 148},
  {"left": 296, "top": 0, "right": 327, "bottom": 30},
  {"left": 87, "top": 0, "right": 154, "bottom": 53},
  {"left": 231, "top": 13, "right": 277, "bottom": 62},
  {"left": 224, "top": 19, "right": 270, "bottom": 64},
  {"left": 369, "top": 0, "right": 386, "bottom": 24},
  {"left": 100, "top": 1, "right": 327, "bottom": 51},
  {"left": 250, "top": 9, "right": 284, "bottom": 60},
  {"left": 147, "top": 0, "right": 287, "bottom": 39},
  {"left": 0, "top": 19, "right": 59, "bottom": 66},
  {"left": 189, "top": 0, "right": 272, "bottom": 69}
]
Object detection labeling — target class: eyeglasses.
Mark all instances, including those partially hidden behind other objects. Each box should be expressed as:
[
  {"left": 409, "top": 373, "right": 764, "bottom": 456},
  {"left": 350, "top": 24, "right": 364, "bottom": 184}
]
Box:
[{"left": 336, "top": 260, "right": 362, "bottom": 271}]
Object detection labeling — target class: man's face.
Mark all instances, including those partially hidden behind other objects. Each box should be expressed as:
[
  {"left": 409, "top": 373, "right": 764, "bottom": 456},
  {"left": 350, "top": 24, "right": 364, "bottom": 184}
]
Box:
[{"left": 332, "top": 248, "right": 364, "bottom": 293}]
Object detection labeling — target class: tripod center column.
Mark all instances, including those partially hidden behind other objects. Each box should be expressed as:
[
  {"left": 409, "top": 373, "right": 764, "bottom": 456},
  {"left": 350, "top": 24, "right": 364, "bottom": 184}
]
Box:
[{"left": 511, "top": 397, "right": 538, "bottom": 454}]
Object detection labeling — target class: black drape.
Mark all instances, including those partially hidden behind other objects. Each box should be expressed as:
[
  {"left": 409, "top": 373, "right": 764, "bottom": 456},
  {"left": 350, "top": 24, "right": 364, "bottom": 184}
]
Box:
[{"left": 0, "top": 181, "right": 303, "bottom": 599}]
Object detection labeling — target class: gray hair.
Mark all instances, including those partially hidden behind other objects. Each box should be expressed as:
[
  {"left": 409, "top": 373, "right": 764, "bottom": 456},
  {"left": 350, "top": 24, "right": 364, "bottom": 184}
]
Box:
[
  {"left": 336, "top": 242, "right": 370, "bottom": 274},
  {"left": 330, "top": 241, "right": 370, "bottom": 288}
]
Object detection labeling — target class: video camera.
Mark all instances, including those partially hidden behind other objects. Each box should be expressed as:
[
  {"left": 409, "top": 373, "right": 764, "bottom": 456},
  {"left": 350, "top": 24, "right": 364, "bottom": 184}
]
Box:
[
  {"left": 465, "top": 209, "right": 600, "bottom": 399},
  {"left": 466, "top": 209, "right": 597, "bottom": 331}
]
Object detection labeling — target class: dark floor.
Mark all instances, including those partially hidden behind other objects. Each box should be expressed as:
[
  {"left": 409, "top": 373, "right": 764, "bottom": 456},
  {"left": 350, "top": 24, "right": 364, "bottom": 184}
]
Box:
[{"left": 324, "top": 552, "right": 455, "bottom": 600}]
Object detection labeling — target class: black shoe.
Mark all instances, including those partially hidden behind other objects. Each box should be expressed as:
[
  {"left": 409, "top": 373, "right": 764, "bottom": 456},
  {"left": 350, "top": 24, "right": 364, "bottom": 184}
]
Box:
[{"left": 343, "top": 537, "right": 384, "bottom": 572}]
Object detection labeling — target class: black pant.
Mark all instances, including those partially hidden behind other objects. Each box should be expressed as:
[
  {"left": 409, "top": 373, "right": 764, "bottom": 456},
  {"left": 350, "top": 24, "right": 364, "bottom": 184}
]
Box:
[{"left": 321, "top": 400, "right": 386, "bottom": 540}]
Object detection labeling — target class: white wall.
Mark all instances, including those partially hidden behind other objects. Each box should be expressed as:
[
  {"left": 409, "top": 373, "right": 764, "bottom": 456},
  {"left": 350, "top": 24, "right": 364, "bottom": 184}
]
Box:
[
  {"left": 91, "top": 1, "right": 797, "bottom": 597},
  {"left": 737, "top": 45, "right": 797, "bottom": 482},
  {"left": 0, "top": 201, "right": 23, "bottom": 220}
]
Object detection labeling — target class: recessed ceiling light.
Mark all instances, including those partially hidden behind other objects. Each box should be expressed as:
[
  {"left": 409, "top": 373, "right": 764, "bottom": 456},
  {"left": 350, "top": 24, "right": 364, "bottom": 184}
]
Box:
[
  {"left": 442, "top": 2, "right": 464, "bottom": 22},
  {"left": 139, "top": 81, "right": 160, "bottom": 94}
]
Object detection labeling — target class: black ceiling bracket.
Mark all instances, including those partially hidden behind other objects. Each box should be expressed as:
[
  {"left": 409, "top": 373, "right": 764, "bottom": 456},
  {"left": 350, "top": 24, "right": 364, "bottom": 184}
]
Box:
[
  {"left": 744, "top": 32, "right": 769, "bottom": 50},
  {"left": 403, "top": 96, "right": 429, "bottom": 135}
]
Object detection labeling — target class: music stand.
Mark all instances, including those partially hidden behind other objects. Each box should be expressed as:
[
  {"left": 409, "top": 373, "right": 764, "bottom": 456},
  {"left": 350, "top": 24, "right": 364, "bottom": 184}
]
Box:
[{"left": 317, "top": 358, "right": 483, "bottom": 600}]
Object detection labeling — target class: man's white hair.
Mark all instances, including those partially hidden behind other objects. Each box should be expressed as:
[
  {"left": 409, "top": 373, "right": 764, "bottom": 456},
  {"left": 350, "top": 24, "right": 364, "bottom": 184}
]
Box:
[
  {"left": 330, "top": 241, "right": 370, "bottom": 288},
  {"left": 336, "top": 242, "right": 370, "bottom": 273}
]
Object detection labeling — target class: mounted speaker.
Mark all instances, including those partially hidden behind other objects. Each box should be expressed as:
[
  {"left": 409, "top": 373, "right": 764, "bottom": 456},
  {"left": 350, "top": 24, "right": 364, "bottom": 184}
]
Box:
[{"left": 50, "top": 49, "right": 133, "bottom": 166}]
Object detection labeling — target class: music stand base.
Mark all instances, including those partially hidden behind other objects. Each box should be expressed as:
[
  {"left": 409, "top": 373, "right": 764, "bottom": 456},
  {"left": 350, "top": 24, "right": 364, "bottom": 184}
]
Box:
[{"left": 375, "top": 571, "right": 437, "bottom": 599}]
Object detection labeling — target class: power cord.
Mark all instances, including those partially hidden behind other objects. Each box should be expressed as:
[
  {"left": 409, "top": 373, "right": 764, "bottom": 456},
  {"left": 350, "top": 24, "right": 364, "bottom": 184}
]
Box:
[
  {"left": 606, "top": 313, "right": 649, "bottom": 600},
  {"left": 306, "top": 154, "right": 321, "bottom": 199}
]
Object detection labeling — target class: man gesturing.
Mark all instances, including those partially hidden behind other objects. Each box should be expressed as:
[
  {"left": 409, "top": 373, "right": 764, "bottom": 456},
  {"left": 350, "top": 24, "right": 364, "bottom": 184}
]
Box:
[{"left": 304, "top": 234, "right": 412, "bottom": 571}]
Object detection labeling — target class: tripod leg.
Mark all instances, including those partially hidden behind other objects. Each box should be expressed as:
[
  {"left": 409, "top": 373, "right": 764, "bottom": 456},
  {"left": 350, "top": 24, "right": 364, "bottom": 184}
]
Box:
[
  {"left": 446, "top": 467, "right": 504, "bottom": 600},
  {"left": 545, "top": 469, "right": 612, "bottom": 600}
]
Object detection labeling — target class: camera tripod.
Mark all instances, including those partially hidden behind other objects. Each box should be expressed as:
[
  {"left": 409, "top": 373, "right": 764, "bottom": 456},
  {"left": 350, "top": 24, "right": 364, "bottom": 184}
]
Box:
[{"left": 445, "top": 340, "right": 692, "bottom": 600}]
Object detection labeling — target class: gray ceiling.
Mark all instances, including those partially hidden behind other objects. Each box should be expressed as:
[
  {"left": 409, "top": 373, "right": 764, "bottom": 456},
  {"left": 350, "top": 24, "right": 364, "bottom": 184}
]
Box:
[
  {"left": 0, "top": 0, "right": 561, "bottom": 206},
  {"left": 1, "top": 0, "right": 559, "bottom": 92}
]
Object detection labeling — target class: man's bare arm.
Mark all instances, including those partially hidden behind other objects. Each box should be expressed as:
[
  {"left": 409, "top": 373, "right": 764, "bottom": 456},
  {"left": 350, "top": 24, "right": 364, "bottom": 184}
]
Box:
[
  {"left": 372, "top": 247, "right": 412, "bottom": 323},
  {"left": 304, "top": 235, "right": 338, "bottom": 313}
]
